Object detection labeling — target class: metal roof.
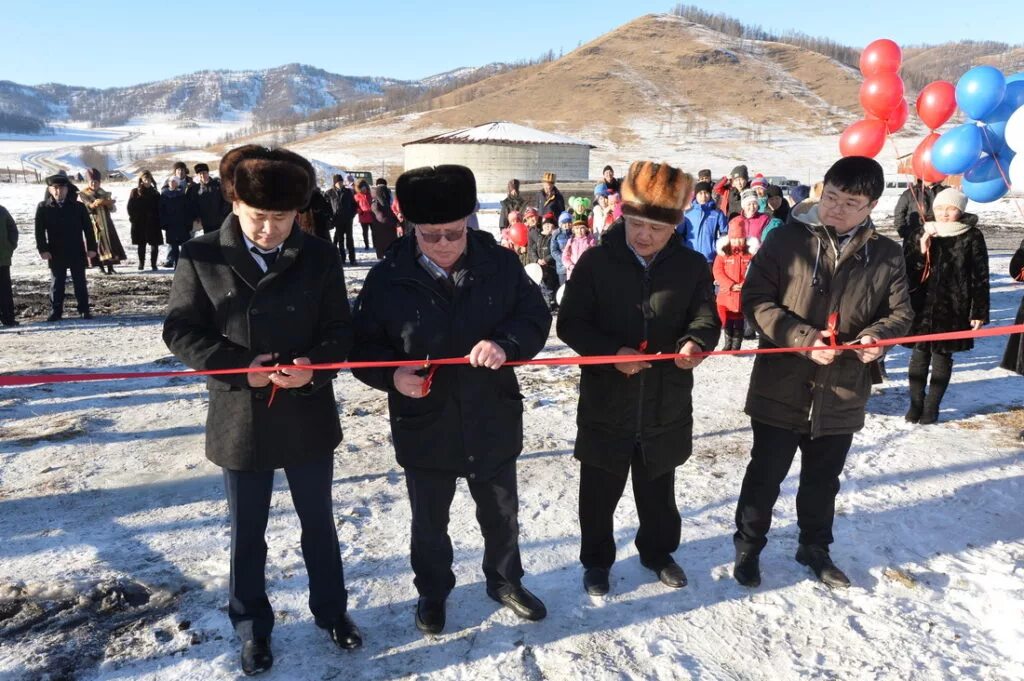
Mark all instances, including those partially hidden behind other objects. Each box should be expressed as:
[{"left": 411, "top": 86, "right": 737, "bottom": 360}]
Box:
[{"left": 403, "top": 121, "right": 595, "bottom": 148}]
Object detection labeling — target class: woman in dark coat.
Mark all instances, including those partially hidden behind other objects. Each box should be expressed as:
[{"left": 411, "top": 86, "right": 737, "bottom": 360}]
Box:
[
  {"left": 159, "top": 177, "right": 191, "bottom": 268},
  {"left": 557, "top": 162, "right": 720, "bottom": 597},
  {"left": 369, "top": 181, "right": 397, "bottom": 259},
  {"left": 163, "top": 145, "right": 362, "bottom": 675},
  {"left": 903, "top": 188, "right": 989, "bottom": 424},
  {"left": 1000, "top": 241, "right": 1024, "bottom": 376},
  {"left": 127, "top": 171, "right": 163, "bottom": 270}
]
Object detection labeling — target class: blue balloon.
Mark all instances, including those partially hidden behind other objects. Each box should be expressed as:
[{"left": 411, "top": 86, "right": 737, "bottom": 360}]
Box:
[
  {"left": 932, "top": 123, "right": 984, "bottom": 175},
  {"left": 956, "top": 66, "right": 1007, "bottom": 120},
  {"left": 961, "top": 153, "right": 1013, "bottom": 203},
  {"left": 981, "top": 81, "right": 1024, "bottom": 141},
  {"left": 1008, "top": 72, "right": 1024, "bottom": 84}
]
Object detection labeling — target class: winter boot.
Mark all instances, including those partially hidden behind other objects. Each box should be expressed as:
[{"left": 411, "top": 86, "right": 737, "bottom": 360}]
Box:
[
  {"left": 905, "top": 348, "right": 929, "bottom": 423},
  {"left": 920, "top": 351, "right": 953, "bottom": 425},
  {"left": 795, "top": 544, "right": 850, "bottom": 589},
  {"left": 731, "top": 333, "right": 744, "bottom": 352},
  {"left": 733, "top": 550, "right": 761, "bottom": 587},
  {"left": 720, "top": 329, "right": 735, "bottom": 351}
]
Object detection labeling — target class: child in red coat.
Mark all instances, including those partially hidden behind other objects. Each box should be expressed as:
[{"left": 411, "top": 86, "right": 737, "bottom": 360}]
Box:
[{"left": 713, "top": 216, "right": 759, "bottom": 351}]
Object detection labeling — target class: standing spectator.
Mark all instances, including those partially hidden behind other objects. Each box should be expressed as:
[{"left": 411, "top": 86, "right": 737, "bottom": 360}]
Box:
[
  {"left": 499, "top": 179, "right": 527, "bottom": 231},
  {"left": 325, "top": 174, "right": 358, "bottom": 265},
  {"left": 35, "top": 171, "right": 97, "bottom": 321},
  {"left": 0, "top": 202, "right": 18, "bottom": 326},
  {"left": 601, "top": 165, "right": 621, "bottom": 194},
  {"left": 354, "top": 180, "right": 374, "bottom": 250},
  {"left": 697, "top": 169, "right": 713, "bottom": 184},
  {"left": 895, "top": 178, "right": 947, "bottom": 241},
  {"left": 556, "top": 161, "right": 720, "bottom": 596},
  {"left": 712, "top": 175, "right": 733, "bottom": 217},
  {"left": 537, "top": 172, "right": 565, "bottom": 219},
  {"left": 127, "top": 170, "right": 163, "bottom": 271},
  {"left": 680, "top": 180, "right": 728, "bottom": 264},
  {"left": 727, "top": 165, "right": 750, "bottom": 218},
  {"left": 79, "top": 168, "right": 126, "bottom": 274},
  {"left": 350, "top": 164, "right": 552, "bottom": 635},
  {"left": 750, "top": 175, "right": 769, "bottom": 212},
  {"left": 163, "top": 145, "right": 362, "bottom": 674},
  {"left": 160, "top": 176, "right": 191, "bottom": 269},
  {"left": 713, "top": 217, "right": 758, "bottom": 350},
  {"left": 466, "top": 200, "right": 481, "bottom": 231},
  {"left": 788, "top": 184, "right": 811, "bottom": 208},
  {"left": 165, "top": 161, "right": 192, "bottom": 190},
  {"left": 760, "top": 185, "right": 790, "bottom": 243},
  {"left": 297, "top": 186, "right": 332, "bottom": 241},
  {"left": 187, "top": 162, "right": 231, "bottom": 234},
  {"left": 370, "top": 179, "right": 398, "bottom": 259},
  {"left": 550, "top": 211, "right": 573, "bottom": 286},
  {"left": 528, "top": 212, "right": 559, "bottom": 310},
  {"left": 902, "top": 189, "right": 989, "bottom": 424},
  {"left": 591, "top": 187, "right": 610, "bottom": 238},
  {"left": 733, "top": 156, "right": 913, "bottom": 590},
  {"left": 738, "top": 190, "right": 771, "bottom": 241},
  {"left": 561, "top": 218, "right": 596, "bottom": 280}
]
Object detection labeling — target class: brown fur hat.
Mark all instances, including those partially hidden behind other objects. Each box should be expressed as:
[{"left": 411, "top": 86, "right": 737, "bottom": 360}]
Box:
[
  {"left": 542, "top": 172, "right": 556, "bottom": 184},
  {"left": 620, "top": 161, "right": 693, "bottom": 225},
  {"left": 219, "top": 144, "right": 315, "bottom": 212}
]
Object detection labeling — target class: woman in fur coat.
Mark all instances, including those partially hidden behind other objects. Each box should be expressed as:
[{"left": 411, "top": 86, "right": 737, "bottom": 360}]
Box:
[
  {"left": 79, "top": 168, "right": 127, "bottom": 273},
  {"left": 902, "top": 189, "right": 989, "bottom": 424}
]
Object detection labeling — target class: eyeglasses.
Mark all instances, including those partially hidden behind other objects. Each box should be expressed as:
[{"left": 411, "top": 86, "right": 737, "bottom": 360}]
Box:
[
  {"left": 820, "top": 193, "right": 871, "bottom": 214},
  {"left": 417, "top": 226, "right": 466, "bottom": 244}
]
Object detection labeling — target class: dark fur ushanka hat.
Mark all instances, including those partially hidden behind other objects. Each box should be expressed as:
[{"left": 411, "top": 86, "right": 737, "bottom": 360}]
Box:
[
  {"left": 620, "top": 161, "right": 694, "bottom": 226},
  {"left": 219, "top": 145, "right": 316, "bottom": 212},
  {"left": 396, "top": 165, "right": 477, "bottom": 225}
]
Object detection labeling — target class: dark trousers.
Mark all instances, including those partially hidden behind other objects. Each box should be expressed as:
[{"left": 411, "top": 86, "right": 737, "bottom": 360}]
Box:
[
  {"left": 334, "top": 221, "right": 356, "bottom": 263},
  {"left": 734, "top": 419, "right": 853, "bottom": 554},
  {"left": 579, "top": 449, "right": 681, "bottom": 570},
  {"left": 0, "top": 265, "right": 13, "bottom": 323},
  {"left": 404, "top": 462, "right": 524, "bottom": 601},
  {"left": 49, "top": 261, "right": 89, "bottom": 315},
  {"left": 136, "top": 245, "right": 158, "bottom": 268},
  {"left": 223, "top": 456, "right": 347, "bottom": 641},
  {"left": 166, "top": 243, "right": 181, "bottom": 268},
  {"left": 908, "top": 344, "right": 954, "bottom": 407},
  {"left": 359, "top": 222, "right": 371, "bottom": 250}
]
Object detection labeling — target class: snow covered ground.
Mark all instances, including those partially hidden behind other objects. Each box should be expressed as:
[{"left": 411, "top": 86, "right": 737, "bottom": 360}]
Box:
[{"left": 1, "top": 177, "right": 1023, "bottom": 680}]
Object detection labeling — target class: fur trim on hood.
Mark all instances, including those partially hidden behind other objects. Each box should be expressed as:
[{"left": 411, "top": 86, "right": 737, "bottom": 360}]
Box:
[{"left": 716, "top": 235, "right": 760, "bottom": 256}]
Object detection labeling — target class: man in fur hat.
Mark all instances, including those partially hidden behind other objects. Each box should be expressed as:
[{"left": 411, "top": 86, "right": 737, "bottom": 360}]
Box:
[
  {"left": 557, "top": 161, "right": 721, "bottom": 597},
  {"left": 163, "top": 145, "right": 362, "bottom": 675},
  {"left": 537, "top": 171, "right": 565, "bottom": 221},
  {"left": 350, "top": 165, "right": 552, "bottom": 635}
]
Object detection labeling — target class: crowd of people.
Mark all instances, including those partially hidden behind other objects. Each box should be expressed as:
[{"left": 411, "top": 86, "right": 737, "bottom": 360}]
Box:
[{"left": 0, "top": 143, "right": 1016, "bottom": 676}]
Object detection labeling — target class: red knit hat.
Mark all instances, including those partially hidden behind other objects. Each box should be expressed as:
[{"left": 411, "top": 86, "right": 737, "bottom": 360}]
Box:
[{"left": 728, "top": 216, "right": 747, "bottom": 239}]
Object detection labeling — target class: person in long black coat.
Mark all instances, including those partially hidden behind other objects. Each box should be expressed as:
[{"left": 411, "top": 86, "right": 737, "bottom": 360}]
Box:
[
  {"left": 526, "top": 215, "right": 558, "bottom": 309},
  {"left": 895, "top": 179, "right": 947, "bottom": 241},
  {"left": 159, "top": 177, "right": 191, "bottom": 268},
  {"left": 350, "top": 165, "right": 552, "bottom": 636},
  {"left": 369, "top": 181, "right": 397, "bottom": 259},
  {"left": 127, "top": 171, "right": 163, "bottom": 270},
  {"left": 163, "top": 145, "right": 362, "bottom": 676},
  {"left": 325, "top": 174, "right": 357, "bottom": 264},
  {"left": 35, "top": 171, "right": 97, "bottom": 321},
  {"left": 1000, "top": 241, "right": 1024, "bottom": 378},
  {"left": 498, "top": 179, "right": 527, "bottom": 230},
  {"left": 186, "top": 163, "right": 231, "bottom": 234},
  {"left": 902, "top": 188, "right": 989, "bottom": 424},
  {"left": 557, "top": 161, "right": 720, "bottom": 597}
]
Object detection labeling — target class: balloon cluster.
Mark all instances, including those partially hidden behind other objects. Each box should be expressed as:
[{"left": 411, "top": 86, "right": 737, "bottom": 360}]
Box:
[
  {"left": 840, "top": 39, "right": 907, "bottom": 158},
  {"left": 927, "top": 67, "right": 1024, "bottom": 202}
]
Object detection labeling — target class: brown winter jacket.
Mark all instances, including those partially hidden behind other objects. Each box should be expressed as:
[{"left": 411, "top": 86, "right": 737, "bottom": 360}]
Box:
[{"left": 741, "top": 203, "right": 913, "bottom": 438}]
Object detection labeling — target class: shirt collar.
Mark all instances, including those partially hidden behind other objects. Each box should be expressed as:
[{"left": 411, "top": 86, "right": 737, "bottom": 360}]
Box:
[{"left": 241, "top": 233, "right": 282, "bottom": 255}]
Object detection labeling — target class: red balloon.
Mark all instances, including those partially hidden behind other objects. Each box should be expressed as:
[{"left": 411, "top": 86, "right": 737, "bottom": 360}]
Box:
[
  {"left": 508, "top": 223, "right": 528, "bottom": 247},
  {"left": 885, "top": 98, "right": 909, "bottom": 133},
  {"left": 916, "top": 80, "right": 957, "bottom": 131},
  {"left": 860, "top": 39, "right": 902, "bottom": 77},
  {"left": 839, "top": 119, "right": 888, "bottom": 158},
  {"left": 911, "top": 132, "right": 947, "bottom": 183},
  {"left": 860, "top": 73, "right": 906, "bottom": 120}
]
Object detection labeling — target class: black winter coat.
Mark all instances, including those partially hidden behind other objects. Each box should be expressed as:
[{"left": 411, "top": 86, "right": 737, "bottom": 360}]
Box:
[
  {"left": 325, "top": 186, "right": 357, "bottom": 231},
  {"left": 163, "top": 216, "right": 353, "bottom": 471},
  {"left": 34, "top": 195, "right": 97, "bottom": 266},
  {"left": 537, "top": 187, "right": 565, "bottom": 221},
  {"left": 350, "top": 230, "right": 552, "bottom": 480},
  {"left": 127, "top": 185, "right": 163, "bottom": 246},
  {"left": 186, "top": 178, "right": 230, "bottom": 230},
  {"left": 895, "top": 183, "right": 947, "bottom": 240},
  {"left": 160, "top": 187, "right": 192, "bottom": 244},
  {"left": 903, "top": 216, "right": 989, "bottom": 352},
  {"left": 556, "top": 221, "right": 721, "bottom": 479},
  {"left": 498, "top": 193, "right": 527, "bottom": 230},
  {"left": 527, "top": 228, "right": 558, "bottom": 290},
  {"left": 1001, "top": 240, "right": 1024, "bottom": 375}
]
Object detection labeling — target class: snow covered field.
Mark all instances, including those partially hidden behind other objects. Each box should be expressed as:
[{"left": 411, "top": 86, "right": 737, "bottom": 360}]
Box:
[{"left": 1, "top": 177, "right": 1023, "bottom": 680}]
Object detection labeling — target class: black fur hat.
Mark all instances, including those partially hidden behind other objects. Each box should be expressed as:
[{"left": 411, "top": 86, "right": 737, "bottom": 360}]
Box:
[
  {"left": 194, "top": 163, "right": 210, "bottom": 174},
  {"left": 396, "top": 165, "right": 477, "bottom": 225},
  {"left": 219, "top": 145, "right": 315, "bottom": 211}
]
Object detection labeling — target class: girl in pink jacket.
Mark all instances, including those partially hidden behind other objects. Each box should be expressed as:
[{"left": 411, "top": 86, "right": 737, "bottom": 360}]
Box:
[{"left": 562, "top": 218, "right": 596, "bottom": 280}]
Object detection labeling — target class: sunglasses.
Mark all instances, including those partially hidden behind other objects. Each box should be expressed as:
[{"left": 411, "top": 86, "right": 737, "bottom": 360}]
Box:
[{"left": 418, "top": 227, "right": 466, "bottom": 244}]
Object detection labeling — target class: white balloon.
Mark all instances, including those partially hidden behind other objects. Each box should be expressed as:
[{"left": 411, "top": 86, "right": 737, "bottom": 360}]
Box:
[
  {"left": 524, "top": 263, "right": 543, "bottom": 285},
  {"left": 556, "top": 285, "right": 566, "bottom": 306},
  {"left": 1010, "top": 154, "right": 1024, "bottom": 190},
  {"left": 1006, "top": 106, "right": 1024, "bottom": 153}
]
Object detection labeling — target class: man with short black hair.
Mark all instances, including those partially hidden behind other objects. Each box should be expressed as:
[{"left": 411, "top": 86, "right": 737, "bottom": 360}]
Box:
[
  {"left": 325, "top": 174, "right": 358, "bottom": 264},
  {"left": 727, "top": 165, "right": 749, "bottom": 219},
  {"left": 186, "top": 162, "right": 231, "bottom": 234},
  {"left": 732, "top": 156, "right": 913, "bottom": 590},
  {"left": 35, "top": 171, "right": 97, "bottom": 321},
  {"left": 602, "top": 165, "right": 621, "bottom": 194}
]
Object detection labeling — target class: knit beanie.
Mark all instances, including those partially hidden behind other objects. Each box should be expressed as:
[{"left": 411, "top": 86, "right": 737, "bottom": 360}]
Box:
[
  {"left": 750, "top": 176, "right": 767, "bottom": 190},
  {"left": 694, "top": 181, "right": 713, "bottom": 195},
  {"left": 558, "top": 211, "right": 572, "bottom": 225},
  {"left": 933, "top": 188, "right": 968, "bottom": 212},
  {"left": 731, "top": 165, "right": 749, "bottom": 180},
  {"left": 740, "top": 189, "right": 759, "bottom": 206}
]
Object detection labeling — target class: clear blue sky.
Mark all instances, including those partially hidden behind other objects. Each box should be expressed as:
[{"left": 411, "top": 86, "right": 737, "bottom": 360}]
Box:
[{"left": 4, "top": 0, "right": 1021, "bottom": 88}]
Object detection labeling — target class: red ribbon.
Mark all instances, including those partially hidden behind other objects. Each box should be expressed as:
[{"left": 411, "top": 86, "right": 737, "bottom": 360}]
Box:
[{"left": 3, "top": 324, "right": 1024, "bottom": 388}]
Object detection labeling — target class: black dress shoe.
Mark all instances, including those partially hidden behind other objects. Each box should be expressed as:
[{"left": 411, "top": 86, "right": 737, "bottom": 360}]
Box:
[
  {"left": 796, "top": 544, "right": 851, "bottom": 589},
  {"left": 325, "top": 612, "right": 362, "bottom": 649},
  {"left": 415, "top": 597, "right": 446, "bottom": 635},
  {"left": 487, "top": 584, "right": 547, "bottom": 621},
  {"left": 642, "top": 558, "right": 688, "bottom": 588},
  {"left": 583, "top": 567, "right": 610, "bottom": 596},
  {"left": 733, "top": 551, "right": 761, "bottom": 587},
  {"left": 81, "top": 311, "right": 94, "bottom": 320},
  {"left": 240, "top": 637, "right": 273, "bottom": 676},
  {"left": 46, "top": 312, "right": 62, "bottom": 322}
]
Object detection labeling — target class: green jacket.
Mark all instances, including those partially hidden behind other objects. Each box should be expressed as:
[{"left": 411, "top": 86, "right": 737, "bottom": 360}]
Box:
[{"left": 0, "top": 205, "right": 18, "bottom": 267}]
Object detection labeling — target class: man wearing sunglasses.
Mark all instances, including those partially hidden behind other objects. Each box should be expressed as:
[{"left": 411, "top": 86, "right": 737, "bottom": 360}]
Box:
[{"left": 350, "top": 164, "right": 552, "bottom": 636}]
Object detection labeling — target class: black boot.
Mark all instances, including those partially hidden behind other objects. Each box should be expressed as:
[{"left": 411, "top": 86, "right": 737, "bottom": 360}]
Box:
[
  {"left": 733, "top": 550, "right": 761, "bottom": 587},
  {"left": 583, "top": 567, "right": 610, "bottom": 596},
  {"left": 905, "top": 347, "right": 929, "bottom": 423},
  {"left": 795, "top": 544, "right": 850, "bottom": 588},
  {"left": 720, "top": 329, "right": 735, "bottom": 351},
  {"left": 415, "top": 597, "right": 446, "bottom": 635},
  {"left": 920, "top": 351, "right": 952, "bottom": 425},
  {"left": 321, "top": 612, "right": 362, "bottom": 650},
  {"left": 731, "top": 333, "right": 744, "bottom": 351},
  {"left": 240, "top": 637, "right": 273, "bottom": 676}
]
